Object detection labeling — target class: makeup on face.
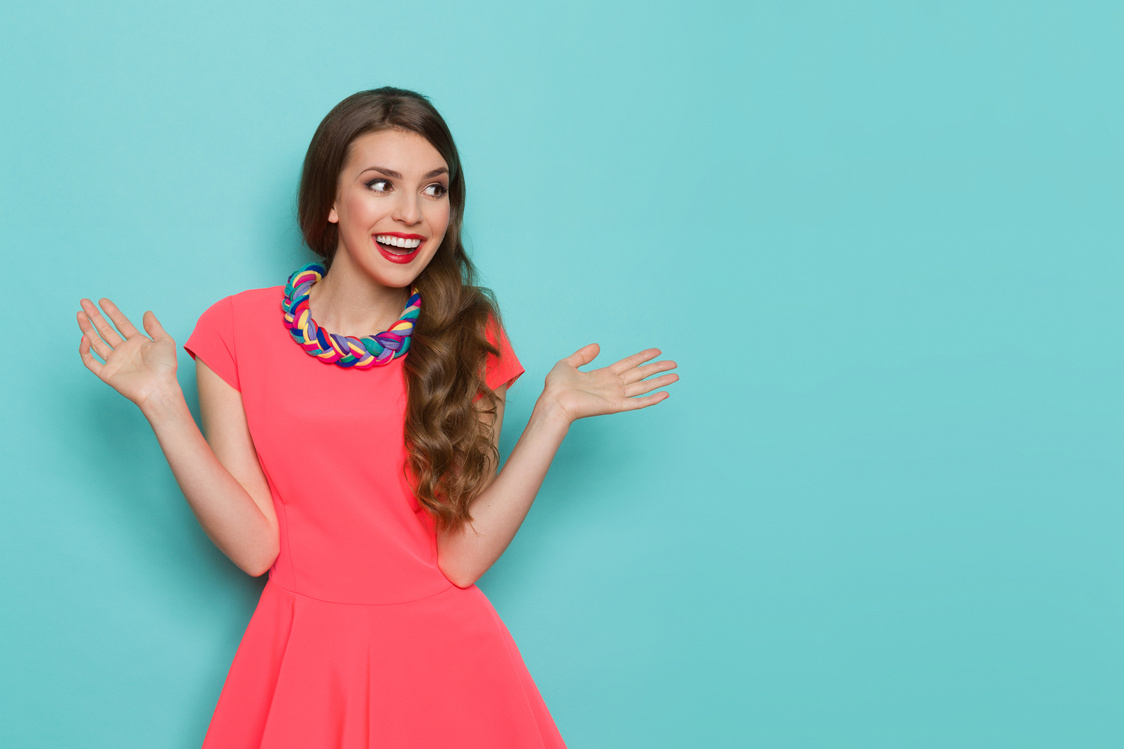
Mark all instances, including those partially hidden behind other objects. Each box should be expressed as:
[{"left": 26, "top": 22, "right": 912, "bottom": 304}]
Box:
[
  {"left": 329, "top": 130, "right": 452, "bottom": 283},
  {"left": 374, "top": 231, "right": 425, "bottom": 264}
]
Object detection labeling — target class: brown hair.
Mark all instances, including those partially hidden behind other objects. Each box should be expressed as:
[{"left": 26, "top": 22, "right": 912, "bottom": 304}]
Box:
[{"left": 298, "top": 87, "right": 507, "bottom": 533}]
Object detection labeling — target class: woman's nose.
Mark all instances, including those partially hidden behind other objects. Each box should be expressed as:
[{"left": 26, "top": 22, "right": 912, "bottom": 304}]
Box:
[{"left": 391, "top": 192, "right": 422, "bottom": 224}]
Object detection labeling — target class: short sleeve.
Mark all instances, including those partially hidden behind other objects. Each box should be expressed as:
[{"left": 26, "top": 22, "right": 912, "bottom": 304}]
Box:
[
  {"left": 483, "top": 315, "right": 524, "bottom": 394},
  {"left": 184, "top": 296, "right": 240, "bottom": 392}
]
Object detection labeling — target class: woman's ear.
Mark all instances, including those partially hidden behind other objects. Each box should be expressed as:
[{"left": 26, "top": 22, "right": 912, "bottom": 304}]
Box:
[{"left": 328, "top": 206, "right": 339, "bottom": 224}]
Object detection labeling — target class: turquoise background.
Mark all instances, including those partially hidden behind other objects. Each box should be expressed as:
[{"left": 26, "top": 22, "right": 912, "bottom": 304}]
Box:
[{"left": 2, "top": 1, "right": 1121, "bottom": 746}]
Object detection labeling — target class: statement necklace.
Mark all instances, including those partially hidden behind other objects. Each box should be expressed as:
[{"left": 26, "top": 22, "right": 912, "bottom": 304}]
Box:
[{"left": 281, "top": 262, "right": 421, "bottom": 369}]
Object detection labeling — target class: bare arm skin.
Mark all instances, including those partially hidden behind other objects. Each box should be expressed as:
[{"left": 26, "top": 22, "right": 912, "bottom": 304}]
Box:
[
  {"left": 437, "top": 343, "right": 679, "bottom": 588},
  {"left": 77, "top": 298, "right": 279, "bottom": 576}
]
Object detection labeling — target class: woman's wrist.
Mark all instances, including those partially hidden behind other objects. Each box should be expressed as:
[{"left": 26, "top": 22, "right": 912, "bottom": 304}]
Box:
[
  {"left": 533, "top": 387, "right": 575, "bottom": 431},
  {"left": 137, "top": 376, "right": 188, "bottom": 423}
]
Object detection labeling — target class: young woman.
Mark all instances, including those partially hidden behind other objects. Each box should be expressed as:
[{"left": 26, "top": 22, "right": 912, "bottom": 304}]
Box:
[{"left": 76, "top": 87, "right": 678, "bottom": 746}]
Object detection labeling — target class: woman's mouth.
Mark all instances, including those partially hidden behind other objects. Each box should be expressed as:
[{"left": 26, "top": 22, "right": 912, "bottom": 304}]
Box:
[{"left": 374, "top": 233, "right": 423, "bottom": 264}]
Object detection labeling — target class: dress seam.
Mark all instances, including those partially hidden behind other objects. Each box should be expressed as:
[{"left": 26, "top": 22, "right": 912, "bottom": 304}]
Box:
[{"left": 267, "top": 577, "right": 457, "bottom": 607}]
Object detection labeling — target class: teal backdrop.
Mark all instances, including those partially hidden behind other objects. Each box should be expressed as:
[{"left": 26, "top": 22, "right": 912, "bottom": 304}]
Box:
[{"left": 2, "top": 1, "right": 1121, "bottom": 746}]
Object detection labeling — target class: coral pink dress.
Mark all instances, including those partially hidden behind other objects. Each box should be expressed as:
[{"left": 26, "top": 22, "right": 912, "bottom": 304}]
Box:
[{"left": 184, "top": 285, "right": 566, "bottom": 748}]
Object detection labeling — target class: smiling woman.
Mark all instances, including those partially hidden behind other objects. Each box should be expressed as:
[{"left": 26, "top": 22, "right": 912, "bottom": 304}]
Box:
[
  {"left": 319, "top": 129, "right": 450, "bottom": 297},
  {"left": 76, "top": 86, "right": 679, "bottom": 747}
]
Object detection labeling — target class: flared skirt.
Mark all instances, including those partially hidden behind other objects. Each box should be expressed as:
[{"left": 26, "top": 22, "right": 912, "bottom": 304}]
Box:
[{"left": 201, "top": 579, "right": 566, "bottom": 748}]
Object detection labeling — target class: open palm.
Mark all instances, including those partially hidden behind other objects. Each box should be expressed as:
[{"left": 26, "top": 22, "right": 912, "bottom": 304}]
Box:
[
  {"left": 545, "top": 344, "right": 678, "bottom": 423},
  {"left": 77, "top": 298, "right": 178, "bottom": 407}
]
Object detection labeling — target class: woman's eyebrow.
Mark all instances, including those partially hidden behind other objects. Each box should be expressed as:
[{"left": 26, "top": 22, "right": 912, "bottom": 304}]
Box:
[{"left": 360, "top": 166, "right": 449, "bottom": 179}]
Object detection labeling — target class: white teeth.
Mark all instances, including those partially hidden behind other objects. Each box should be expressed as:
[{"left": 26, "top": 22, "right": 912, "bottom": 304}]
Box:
[{"left": 375, "top": 235, "right": 422, "bottom": 249}]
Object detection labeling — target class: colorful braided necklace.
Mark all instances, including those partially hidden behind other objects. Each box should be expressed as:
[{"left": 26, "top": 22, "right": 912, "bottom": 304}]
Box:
[{"left": 281, "top": 262, "right": 421, "bottom": 368}]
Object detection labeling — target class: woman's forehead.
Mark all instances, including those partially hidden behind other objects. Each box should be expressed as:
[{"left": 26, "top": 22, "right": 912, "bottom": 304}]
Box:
[{"left": 343, "top": 129, "right": 448, "bottom": 175}]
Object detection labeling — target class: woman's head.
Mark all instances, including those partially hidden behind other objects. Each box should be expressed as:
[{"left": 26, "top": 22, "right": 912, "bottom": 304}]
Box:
[{"left": 298, "top": 87, "right": 466, "bottom": 270}]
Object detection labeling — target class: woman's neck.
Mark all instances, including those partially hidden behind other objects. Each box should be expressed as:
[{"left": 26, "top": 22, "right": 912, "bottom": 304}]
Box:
[{"left": 306, "top": 253, "right": 411, "bottom": 338}]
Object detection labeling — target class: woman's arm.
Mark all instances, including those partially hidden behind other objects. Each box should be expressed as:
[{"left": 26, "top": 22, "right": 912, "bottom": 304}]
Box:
[
  {"left": 145, "top": 362, "right": 279, "bottom": 575},
  {"left": 436, "top": 343, "right": 678, "bottom": 588},
  {"left": 436, "top": 387, "right": 569, "bottom": 587},
  {"left": 78, "top": 298, "right": 279, "bottom": 576}
]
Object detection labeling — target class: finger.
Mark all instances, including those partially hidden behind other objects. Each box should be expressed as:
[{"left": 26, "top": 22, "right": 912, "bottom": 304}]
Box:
[
  {"left": 98, "top": 298, "right": 141, "bottom": 339},
  {"left": 77, "top": 310, "right": 114, "bottom": 361},
  {"left": 622, "top": 359, "right": 678, "bottom": 385},
  {"left": 609, "top": 348, "right": 662, "bottom": 376},
  {"left": 76, "top": 308, "right": 98, "bottom": 337},
  {"left": 79, "top": 298, "right": 124, "bottom": 347},
  {"left": 621, "top": 390, "right": 671, "bottom": 411},
  {"left": 142, "top": 310, "right": 171, "bottom": 342},
  {"left": 564, "top": 343, "right": 600, "bottom": 368},
  {"left": 625, "top": 372, "right": 679, "bottom": 398},
  {"left": 78, "top": 334, "right": 105, "bottom": 376}
]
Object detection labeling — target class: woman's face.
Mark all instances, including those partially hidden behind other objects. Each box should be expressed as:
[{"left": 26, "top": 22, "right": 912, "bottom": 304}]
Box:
[{"left": 328, "top": 128, "right": 451, "bottom": 289}]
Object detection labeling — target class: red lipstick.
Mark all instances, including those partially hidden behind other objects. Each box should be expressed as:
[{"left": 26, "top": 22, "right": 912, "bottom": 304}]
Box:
[{"left": 373, "top": 233, "right": 424, "bottom": 264}]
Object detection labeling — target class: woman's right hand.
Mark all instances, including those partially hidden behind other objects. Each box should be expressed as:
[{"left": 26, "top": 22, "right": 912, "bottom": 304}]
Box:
[{"left": 77, "top": 298, "right": 179, "bottom": 409}]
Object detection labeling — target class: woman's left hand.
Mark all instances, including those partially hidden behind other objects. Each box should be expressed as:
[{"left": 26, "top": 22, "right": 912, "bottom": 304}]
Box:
[{"left": 543, "top": 344, "right": 678, "bottom": 424}]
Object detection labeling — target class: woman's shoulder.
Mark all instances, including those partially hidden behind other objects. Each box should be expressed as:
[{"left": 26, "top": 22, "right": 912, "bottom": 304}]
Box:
[
  {"left": 227, "top": 284, "right": 285, "bottom": 307},
  {"left": 197, "top": 284, "right": 283, "bottom": 310},
  {"left": 191, "top": 285, "right": 284, "bottom": 337},
  {"left": 226, "top": 285, "right": 286, "bottom": 331},
  {"left": 200, "top": 285, "right": 284, "bottom": 321}
]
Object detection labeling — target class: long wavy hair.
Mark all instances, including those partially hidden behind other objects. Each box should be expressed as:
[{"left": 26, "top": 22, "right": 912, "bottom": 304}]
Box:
[{"left": 297, "top": 87, "right": 507, "bottom": 533}]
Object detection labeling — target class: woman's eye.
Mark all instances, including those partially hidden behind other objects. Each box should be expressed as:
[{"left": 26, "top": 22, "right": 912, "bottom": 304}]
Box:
[
  {"left": 366, "top": 178, "right": 392, "bottom": 193},
  {"left": 424, "top": 183, "right": 448, "bottom": 198}
]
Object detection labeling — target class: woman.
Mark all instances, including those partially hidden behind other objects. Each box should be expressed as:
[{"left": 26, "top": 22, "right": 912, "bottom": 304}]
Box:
[{"left": 76, "top": 87, "right": 678, "bottom": 746}]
